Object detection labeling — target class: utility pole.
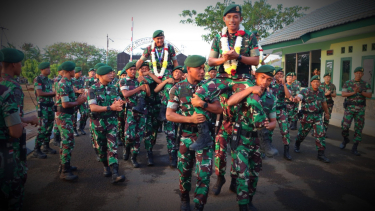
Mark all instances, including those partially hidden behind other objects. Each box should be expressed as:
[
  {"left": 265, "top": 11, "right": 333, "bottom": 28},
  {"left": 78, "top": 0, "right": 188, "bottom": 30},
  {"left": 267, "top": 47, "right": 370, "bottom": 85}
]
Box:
[
  {"left": 0, "top": 26, "right": 9, "bottom": 49},
  {"left": 130, "top": 17, "right": 134, "bottom": 62},
  {"left": 106, "top": 34, "right": 114, "bottom": 64}
]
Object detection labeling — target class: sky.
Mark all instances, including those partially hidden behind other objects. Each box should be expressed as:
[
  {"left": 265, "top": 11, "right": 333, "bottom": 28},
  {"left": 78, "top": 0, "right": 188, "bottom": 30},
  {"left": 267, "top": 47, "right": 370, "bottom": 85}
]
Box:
[{"left": 0, "top": 0, "right": 339, "bottom": 62}]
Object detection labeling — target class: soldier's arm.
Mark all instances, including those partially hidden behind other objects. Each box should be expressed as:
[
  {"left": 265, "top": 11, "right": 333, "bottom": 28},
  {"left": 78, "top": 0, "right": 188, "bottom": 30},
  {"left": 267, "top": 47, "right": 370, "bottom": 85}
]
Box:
[
  {"left": 322, "top": 102, "right": 330, "bottom": 119},
  {"left": 283, "top": 83, "right": 292, "bottom": 99},
  {"left": 35, "top": 78, "right": 55, "bottom": 97},
  {"left": 173, "top": 59, "right": 178, "bottom": 68},
  {"left": 2, "top": 89, "right": 24, "bottom": 138},
  {"left": 154, "top": 79, "right": 172, "bottom": 93},
  {"left": 143, "top": 71, "right": 162, "bottom": 84},
  {"left": 341, "top": 82, "right": 357, "bottom": 97},
  {"left": 61, "top": 84, "right": 86, "bottom": 108},
  {"left": 227, "top": 86, "right": 261, "bottom": 106},
  {"left": 191, "top": 95, "right": 223, "bottom": 114},
  {"left": 121, "top": 85, "right": 145, "bottom": 98},
  {"left": 331, "top": 85, "right": 337, "bottom": 98},
  {"left": 361, "top": 84, "right": 372, "bottom": 98}
]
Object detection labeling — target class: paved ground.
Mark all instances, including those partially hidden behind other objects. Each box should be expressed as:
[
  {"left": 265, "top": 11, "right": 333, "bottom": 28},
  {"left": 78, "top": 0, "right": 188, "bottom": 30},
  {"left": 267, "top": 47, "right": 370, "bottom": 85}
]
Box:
[{"left": 23, "top": 122, "right": 375, "bottom": 211}]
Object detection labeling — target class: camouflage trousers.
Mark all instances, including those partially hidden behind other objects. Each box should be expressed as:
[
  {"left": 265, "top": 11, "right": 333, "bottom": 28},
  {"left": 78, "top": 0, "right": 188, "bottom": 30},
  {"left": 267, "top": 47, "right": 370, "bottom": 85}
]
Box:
[
  {"left": 160, "top": 79, "right": 173, "bottom": 106},
  {"left": 164, "top": 120, "right": 177, "bottom": 154},
  {"left": 296, "top": 113, "right": 326, "bottom": 150},
  {"left": 125, "top": 110, "right": 146, "bottom": 155},
  {"left": 286, "top": 102, "right": 298, "bottom": 122},
  {"left": 341, "top": 106, "right": 365, "bottom": 143},
  {"left": 89, "top": 117, "right": 98, "bottom": 149},
  {"left": 234, "top": 136, "right": 261, "bottom": 205},
  {"left": 178, "top": 131, "right": 213, "bottom": 205},
  {"left": 117, "top": 109, "right": 125, "bottom": 145},
  {"left": 276, "top": 107, "right": 291, "bottom": 145},
  {"left": 215, "top": 120, "right": 232, "bottom": 176},
  {"left": 323, "top": 103, "right": 333, "bottom": 132},
  {"left": 144, "top": 103, "right": 161, "bottom": 152},
  {"left": 35, "top": 107, "right": 54, "bottom": 148},
  {"left": 56, "top": 112, "right": 75, "bottom": 164},
  {"left": 93, "top": 122, "right": 118, "bottom": 166},
  {"left": 53, "top": 120, "right": 60, "bottom": 140},
  {"left": 73, "top": 102, "right": 88, "bottom": 130}
]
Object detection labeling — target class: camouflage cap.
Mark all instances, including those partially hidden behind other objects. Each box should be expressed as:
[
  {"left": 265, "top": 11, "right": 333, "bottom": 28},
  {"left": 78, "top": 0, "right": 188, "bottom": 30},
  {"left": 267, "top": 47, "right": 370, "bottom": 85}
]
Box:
[
  {"left": 124, "top": 61, "right": 136, "bottom": 70},
  {"left": 354, "top": 66, "right": 364, "bottom": 73},
  {"left": 323, "top": 72, "right": 332, "bottom": 77},
  {"left": 310, "top": 75, "right": 320, "bottom": 82},
  {"left": 97, "top": 65, "right": 113, "bottom": 75},
  {"left": 38, "top": 62, "right": 50, "bottom": 70},
  {"left": 0, "top": 48, "right": 24, "bottom": 63},
  {"left": 61, "top": 61, "right": 76, "bottom": 71},
  {"left": 75, "top": 67, "right": 82, "bottom": 73},
  {"left": 94, "top": 63, "right": 106, "bottom": 70},
  {"left": 184, "top": 55, "right": 206, "bottom": 68},
  {"left": 0, "top": 51, "right": 3, "bottom": 62},
  {"left": 256, "top": 65, "right": 276, "bottom": 77},
  {"left": 223, "top": 4, "right": 241, "bottom": 16},
  {"left": 153, "top": 30, "right": 164, "bottom": 38}
]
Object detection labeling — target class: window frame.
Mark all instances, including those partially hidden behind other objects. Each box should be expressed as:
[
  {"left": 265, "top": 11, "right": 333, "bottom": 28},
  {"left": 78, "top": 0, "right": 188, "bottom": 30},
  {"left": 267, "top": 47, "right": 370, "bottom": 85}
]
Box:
[{"left": 340, "top": 57, "right": 352, "bottom": 91}]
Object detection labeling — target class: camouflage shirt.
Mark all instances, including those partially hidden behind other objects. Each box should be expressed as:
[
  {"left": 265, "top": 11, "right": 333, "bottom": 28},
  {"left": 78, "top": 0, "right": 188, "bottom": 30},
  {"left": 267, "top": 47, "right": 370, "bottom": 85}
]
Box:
[
  {"left": 209, "top": 30, "right": 259, "bottom": 79},
  {"left": 0, "top": 79, "right": 22, "bottom": 139},
  {"left": 1, "top": 74, "right": 24, "bottom": 117},
  {"left": 269, "top": 80, "right": 291, "bottom": 107},
  {"left": 88, "top": 81, "right": 120, "bottom": 120},
  {"left": 140, "top": 43, "right": 177, "bottom": 71},
  {"left": 119, "top": 77, "right": 142, "bottom": 107},
  {"left": 285, "top": 83, "right": 299, "bottom": 103},
  {"left": 34, "top": 75, "right": 54, "bottom": 104},
  {"left": 342, "top": 79, "right": 371, "bottom": 109},
  {"left": 56, "top": 77, "right": 76, "bottom": 107},
  {"left": 319, "top": 82, "right": 336, "bottom": 104},
  {"left": 72, "top": 76, "right": 85, "bottom": 96},
  {"left": 84, "top": 77, "right": 98, "bottom": 91},
  {"left": 260, "top": 91, "right": 277, "bottom": 119},
  {"left": 292, "top": 80, "right": 301, "bottom": 89},
  {"left": 297, "top": 87, "right": 326, "bottom": 113},
  {"left": 141, "top": 75, "right": 161, "bottom": 104}
]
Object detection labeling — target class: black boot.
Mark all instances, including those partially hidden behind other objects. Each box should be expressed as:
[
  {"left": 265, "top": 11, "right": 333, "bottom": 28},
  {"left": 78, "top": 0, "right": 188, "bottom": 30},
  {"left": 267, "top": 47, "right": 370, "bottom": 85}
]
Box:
[
  {"left": 79, "top": 123, "right": 86, "bottom": 135},
  {"left": 239, "top": 204, "right": 249, "bottom": 211},
  {"left": 94, "top": 148, "right": 100, "bottom": 162},
  {"left": 111, "top": 163, "right": 125, "bottom": 184},
  {"left": 103, "top": 161, "right": 112, "bottom": 177},
  {"left": 290, "top": 121, "right": 296, "bottom": 130},
  {"left": 317, "top": 150, "right": 330, "bottom": 163},
  {"left": 42, "top": 142, "right": 57, "bottom": 154},
  {"left": 351, "top": 142, "right": 360, "bottom": 156},
  {"left": 73, "top": 128, "right": 80, "bottom": 137},
  {"left": 53, "top": 133, "right": 61, "bottom": 146},
  {"left": 259, "top": 128, "right": 278, "bottom": 157},
  {"left": 158, "top": 124, "right": 163, "bottom": 133},
  {"left": 58, "top": 163, "right": 77, "bottom": 173},
  {"left": 180, "top": 193, "right": 191, "bottom": 211},
  {"left": 123, "top": 146, "right": 130, "bottom": 161},
  {"left": 294, "top": 141, "right": 302, "bottom": 153},
  {"left": 60, "top": 163, "right": 78, "bottom": 181},
  {"left": 133, "top": 97, "right": 147, "bottom": 114},
  {"left": 189, "top": 121, "right": 213, "bottom": 151},
  {"left": 340, "top": 137, "right": 350, "bottom": 149},
  {"left": 157, "top": 104, "right": 167, "bottom": 122},
  {"left": 33, "top": 146, "right": 47, "bottom": 159},
  {"left": 131, "top": 154, "right": 140, "bottom": 168},
  {"left": 212, "top": 175, "right": 226, "bottom": 195},
  {"left": 283, "top": 145, "right": 292, "bottom": 160},
  {"left": 170, "top": 151, "right": 177, "bottom": 168},
  {"left": 248, "top": 196, "right": 258, "bottom": 211},
  {"left": 194, "top": 203, "right": 204, "bottom": 211},
  {"left": 147, "top": 151, "right": 154, "bottom": 166},
  {"left": 229, "top": 177, "right": 237, "bottom": 193}
]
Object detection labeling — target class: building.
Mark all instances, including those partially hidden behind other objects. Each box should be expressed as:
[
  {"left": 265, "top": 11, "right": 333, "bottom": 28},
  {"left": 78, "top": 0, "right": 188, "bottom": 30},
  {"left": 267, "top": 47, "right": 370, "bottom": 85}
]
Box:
[{"left": 260, "top": 0, "right": 375, "bottom": 136}]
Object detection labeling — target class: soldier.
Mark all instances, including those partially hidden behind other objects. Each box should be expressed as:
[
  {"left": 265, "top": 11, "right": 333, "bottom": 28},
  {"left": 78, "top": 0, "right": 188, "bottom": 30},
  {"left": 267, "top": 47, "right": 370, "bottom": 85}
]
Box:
[
  {"left": 207, "top": 66, "right": 217, "bottom": 79},
  {"left": 33, "top": 62, "right": 56, "bottom": 159},
  {"left": 116, "top": 68, "right": 127, "bottom": 147},
  {"left": 313, "top": 68, "right": 320, "bottom": 76},
  {"left": 52, "top": 65, "right": 64, "bottom": 147},
  {"left": 320, "top": 72, "right": 336, "bottom": 135},
  {"left": 340, "top": 67, "right": 372, "bottom": 155},
  {"left": 293, "top": 75, "right": 330, "bottom": 163},
  {"left": 136, "top": 30, "right": 179, "bottom": 122},
  {"left": 269, "top": 67, "right": 292, "bottom": 160},
  {"left": 88, "top": 65, "right": 126, "bottom": 184},
  {"left": 55, "top": 61, "right": 87, "bottom": 181},
  {"left": 291, "top": 73, "right": 301, "bottom": 128},
  {"left": 166, "top": 55, "right": 223, "bottom": 211},
  {"left": 285, "top": 72, "right": 300, "bottom": 130},
  {"left": 120, "top": 61, "right": 150, "bottom": 168},
  {"left": 0, "top": 48, "right": 38, "bottom": 210},
  {"left": 72, "top": 67, "right": 88, "bottom": 136},
  {"left": 227, "top": 65, "right": 276, "bottom": 211},
  {"left": 154, "top": 65, "right": 184, "bottom": 167}
]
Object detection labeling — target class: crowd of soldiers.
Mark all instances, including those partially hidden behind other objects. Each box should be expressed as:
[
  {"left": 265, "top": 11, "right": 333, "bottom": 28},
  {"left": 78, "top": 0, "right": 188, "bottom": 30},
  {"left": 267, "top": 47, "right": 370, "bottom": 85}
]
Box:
[{"left": 0, "top": 4, "right": 372, "bottom": 211}]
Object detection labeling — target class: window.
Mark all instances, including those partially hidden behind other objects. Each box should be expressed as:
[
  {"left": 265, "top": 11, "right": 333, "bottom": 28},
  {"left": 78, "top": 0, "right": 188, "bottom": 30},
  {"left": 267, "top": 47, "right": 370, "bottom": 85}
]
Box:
[
  {"left": 340, "top": 57, "right": 352, "bottom": 91},
  {"left": 372, "top": 43, "right": 375, "bottom": 51},
  {"left": 341, "top": 47, "right": 345, "bottom": 54},
  {"left": 325, "top": 60, "right": 334, "bottom": 79},
  {"left": 285, "top": 54, "right": 296, "bottom": 76},
  {"left": 349, "top": 46, "right": 353, "bottom": 53},
  {"left": 363, "top": 44, "right": 367, "bottom": 52},
  {"left": 297, "top": 52, "right": 310, "bottom": 87},
  {"left": 362, "top": 56, "right": 375, "bottom": 93}
]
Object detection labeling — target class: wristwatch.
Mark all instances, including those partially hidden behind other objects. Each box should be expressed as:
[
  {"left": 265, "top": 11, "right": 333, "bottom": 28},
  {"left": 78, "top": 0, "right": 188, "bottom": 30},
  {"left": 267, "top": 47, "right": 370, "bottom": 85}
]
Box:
[
  {"left": 237, "top": 55, "right": 242, "bottom": 61},
  {"left": 107, "top": 106, "right": 111, "bottom": 111},
  {"left": 203, "top": 102, "right": 208, "bottom": 109}
]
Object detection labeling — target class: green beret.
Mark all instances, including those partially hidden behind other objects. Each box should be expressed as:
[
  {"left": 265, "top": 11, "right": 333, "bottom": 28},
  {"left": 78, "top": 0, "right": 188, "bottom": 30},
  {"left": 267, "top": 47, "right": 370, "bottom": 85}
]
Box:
[
  {"left": 173, "top": 65, "right": 183, "bottom": 72},
  {"left": 208, "top": 67, "right": 217, "bottom": 72},
  {"left": 88, "top": 68, "right": 95, "bottom": 72},
  {"left": 153, "top": 30, "right": 164, "bottom": 38},
  {"left": 182, "top": 65, "right": 187, "bottom": 74},
  {"left": 94, "top": 63, "right": 106, "bottom": 70},
  {"left": 57, "top": 65, "right": 62, "bottom": 71},
  {"left": 323, "top": 72, "right": 332, "bottom": 77},
  {"left": 0, "top": 51, "right": 4, "bottom": 62},
  {"left": 310, "top": 75, "right": 321, "bottom": 82},
  {"left": 184, "top": 55, "right": 206, "bottom": 68},
  {"left": 256, "top": 65, "right": 276, "bottom": 77},
  {"left": 0, "top": 48, "right": 24, "bottom": 63},
  {"left": 97, "top": 65, "right": 113, "bottom": 76},
  {"left": 61, "top": 61, "right": 76, "bottom": 71},
  {"left": 286, "top": 72, "right": 294, "bottom": 77},
  {"left": 75, "top": 67, "right": 82, "bottom": 73},
  {"left": 354, "top": 67, "right": 364, "bottom": 73},
  {"left": 140, "top": 62, "right": 149, "bottom": 68},
  {"left": 275, "top": 67, "right": 283, "bottom": 74},
  {"left": 119, "top": 69, "right": 127, "bottom": 76},
  {"left": 38, "top": 62, "right": 50, "bottom": 70},
  {"left": 223, "top": 4, "right": 241, "bottom": 16},
  {"left": 124, "top": 61, "right": 136, "bottom": 70}
]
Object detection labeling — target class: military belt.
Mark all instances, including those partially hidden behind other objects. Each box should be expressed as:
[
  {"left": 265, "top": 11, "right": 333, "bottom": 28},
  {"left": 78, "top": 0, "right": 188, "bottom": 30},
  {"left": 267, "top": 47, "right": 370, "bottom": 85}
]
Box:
[
  {"left": 181, "top": 124, "right": 199, "bottom": 133},
  {"left": 240, "top": 130, "right": 258, "bottom": 138},
  {"left": 40, "top": 102, "right": 55, "bottom": 107},
  {"left": 347, "top": 101, "right": 366, "bottom": 106},
  {"left": 300, "top": 110, "right": 323, "bottom": 114},
  {"left": 56, "top": 106, "right": 74, "bottom": 114}
]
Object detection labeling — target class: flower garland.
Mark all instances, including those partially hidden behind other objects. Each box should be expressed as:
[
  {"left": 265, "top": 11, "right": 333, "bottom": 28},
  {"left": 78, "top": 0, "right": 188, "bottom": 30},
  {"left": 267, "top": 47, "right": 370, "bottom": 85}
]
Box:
[
  {"left": 151, "top": 41, "right": 169, "bottom": 79},
  {"left": 220, "top": 24, "right": 245, "bottom": 76}
]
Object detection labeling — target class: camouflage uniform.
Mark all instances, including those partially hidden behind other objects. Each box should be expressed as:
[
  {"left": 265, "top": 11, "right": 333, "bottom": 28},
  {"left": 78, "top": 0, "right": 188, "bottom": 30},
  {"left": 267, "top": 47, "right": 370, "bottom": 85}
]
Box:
[
  {"left": 341, "top": 79, "right": 371, "bottom": 143},
  {"left": 168, "top": 78, "right": 217, "bottom": 205},
  {"left": 295, "top": 87, "right": 326, "bottom": 150},
  {"left": 320, "top": 82, "right": 336, "bottom": 132},
  {"left": 55, "top": 77, "right": 76, "bottom": 165},
  {"left": 53, "top": 75, "right": 62, "bottom": 143},
  {"left": 292, "top": 80, "right": 302, "bottom": 122},
  {"left": 88, "top": 81, "right": 120, "bottom": 166},
  {"left": 0, "top": 74, "right": 27, "bottom": 210},
  {"left": 286, "top": 82, "right": 300, "bottom": 123},
  {"left": 34, "top": 75, "right": 55, "bottom": 149},
  {"left": 72, "top": 76, "right": 88, "bottom": 132},
  {"left": 115, "top": 78, "right": 126, "bottom": 146},
  {"left": 84, "top": 77, "right": 99, "bottom": 150}
]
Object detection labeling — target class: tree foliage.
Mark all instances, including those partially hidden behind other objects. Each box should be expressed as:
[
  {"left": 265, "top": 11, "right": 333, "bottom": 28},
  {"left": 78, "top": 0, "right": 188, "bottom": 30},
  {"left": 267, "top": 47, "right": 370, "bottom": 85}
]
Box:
[
  {"left": 21, "top": 59, "right": 40, "bottom": 84},
  {"left": 180, "top": 0, "right": 309, "bottom": 42}
]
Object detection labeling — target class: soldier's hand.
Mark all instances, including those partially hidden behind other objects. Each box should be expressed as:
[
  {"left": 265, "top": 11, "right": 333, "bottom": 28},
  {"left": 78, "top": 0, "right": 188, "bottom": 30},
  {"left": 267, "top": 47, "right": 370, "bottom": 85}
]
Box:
[
  {"left": 325, "top": 90, "right": 331, "bottom": 95},
  {"left": 190, "top": 112, "right": 206, "bottom": 124},
  {"left": 77, "top": 92, "right": 87, "bottom": 104},
  {"left": 142, "top": 71, "right": 150, "bottom": 76},
  {"left": 191, "top": 94, "right": 204, "bottom": 108},
  {"left": 138, "top": 73, "right": 145, "bottom": 82},
  {"left": 324, "top": 113, "right": 330, "bottom": 120},
  {"left": 29, "top": 115, "right": 39, "bottom": 127},
  {"left": 280, "top": 77, "right": 286, "bottom": 85},
  {"left": 167, "top": 78, "right": 175, "bottom": 84},
  {"left": 226, "top": 47, "right": 239, "bottom": 60},
  {"left": 111, "top": 99, "right": 123, "bottom": 111},
  {"left": 294, "top": 97, "right": 301, "bottom": 102},
  {"left": 250, "top": 86, "right": 263, "bottom": 96}
]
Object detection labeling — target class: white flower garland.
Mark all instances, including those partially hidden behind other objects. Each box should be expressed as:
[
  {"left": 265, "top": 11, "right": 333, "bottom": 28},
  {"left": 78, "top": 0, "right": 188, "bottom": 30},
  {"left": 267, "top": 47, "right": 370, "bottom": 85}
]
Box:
[
  {"left": 220, "top": 24, "right": 245, "bottom": 75},
  {"left": 151, "top": 41, "right": 169, "bottom": 78}
]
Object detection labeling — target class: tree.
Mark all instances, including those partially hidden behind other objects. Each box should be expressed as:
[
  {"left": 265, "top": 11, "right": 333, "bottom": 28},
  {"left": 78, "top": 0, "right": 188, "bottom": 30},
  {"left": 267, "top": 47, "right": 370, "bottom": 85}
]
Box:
[
  {"left": 21, "top": 59, "right": 40, "bottom": 84},
  {"left": 179, "top": 0, "right": 309, "bottom": 42},
  {"left": 21, "top": 43, "right": 42, "bottom": 62}
]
